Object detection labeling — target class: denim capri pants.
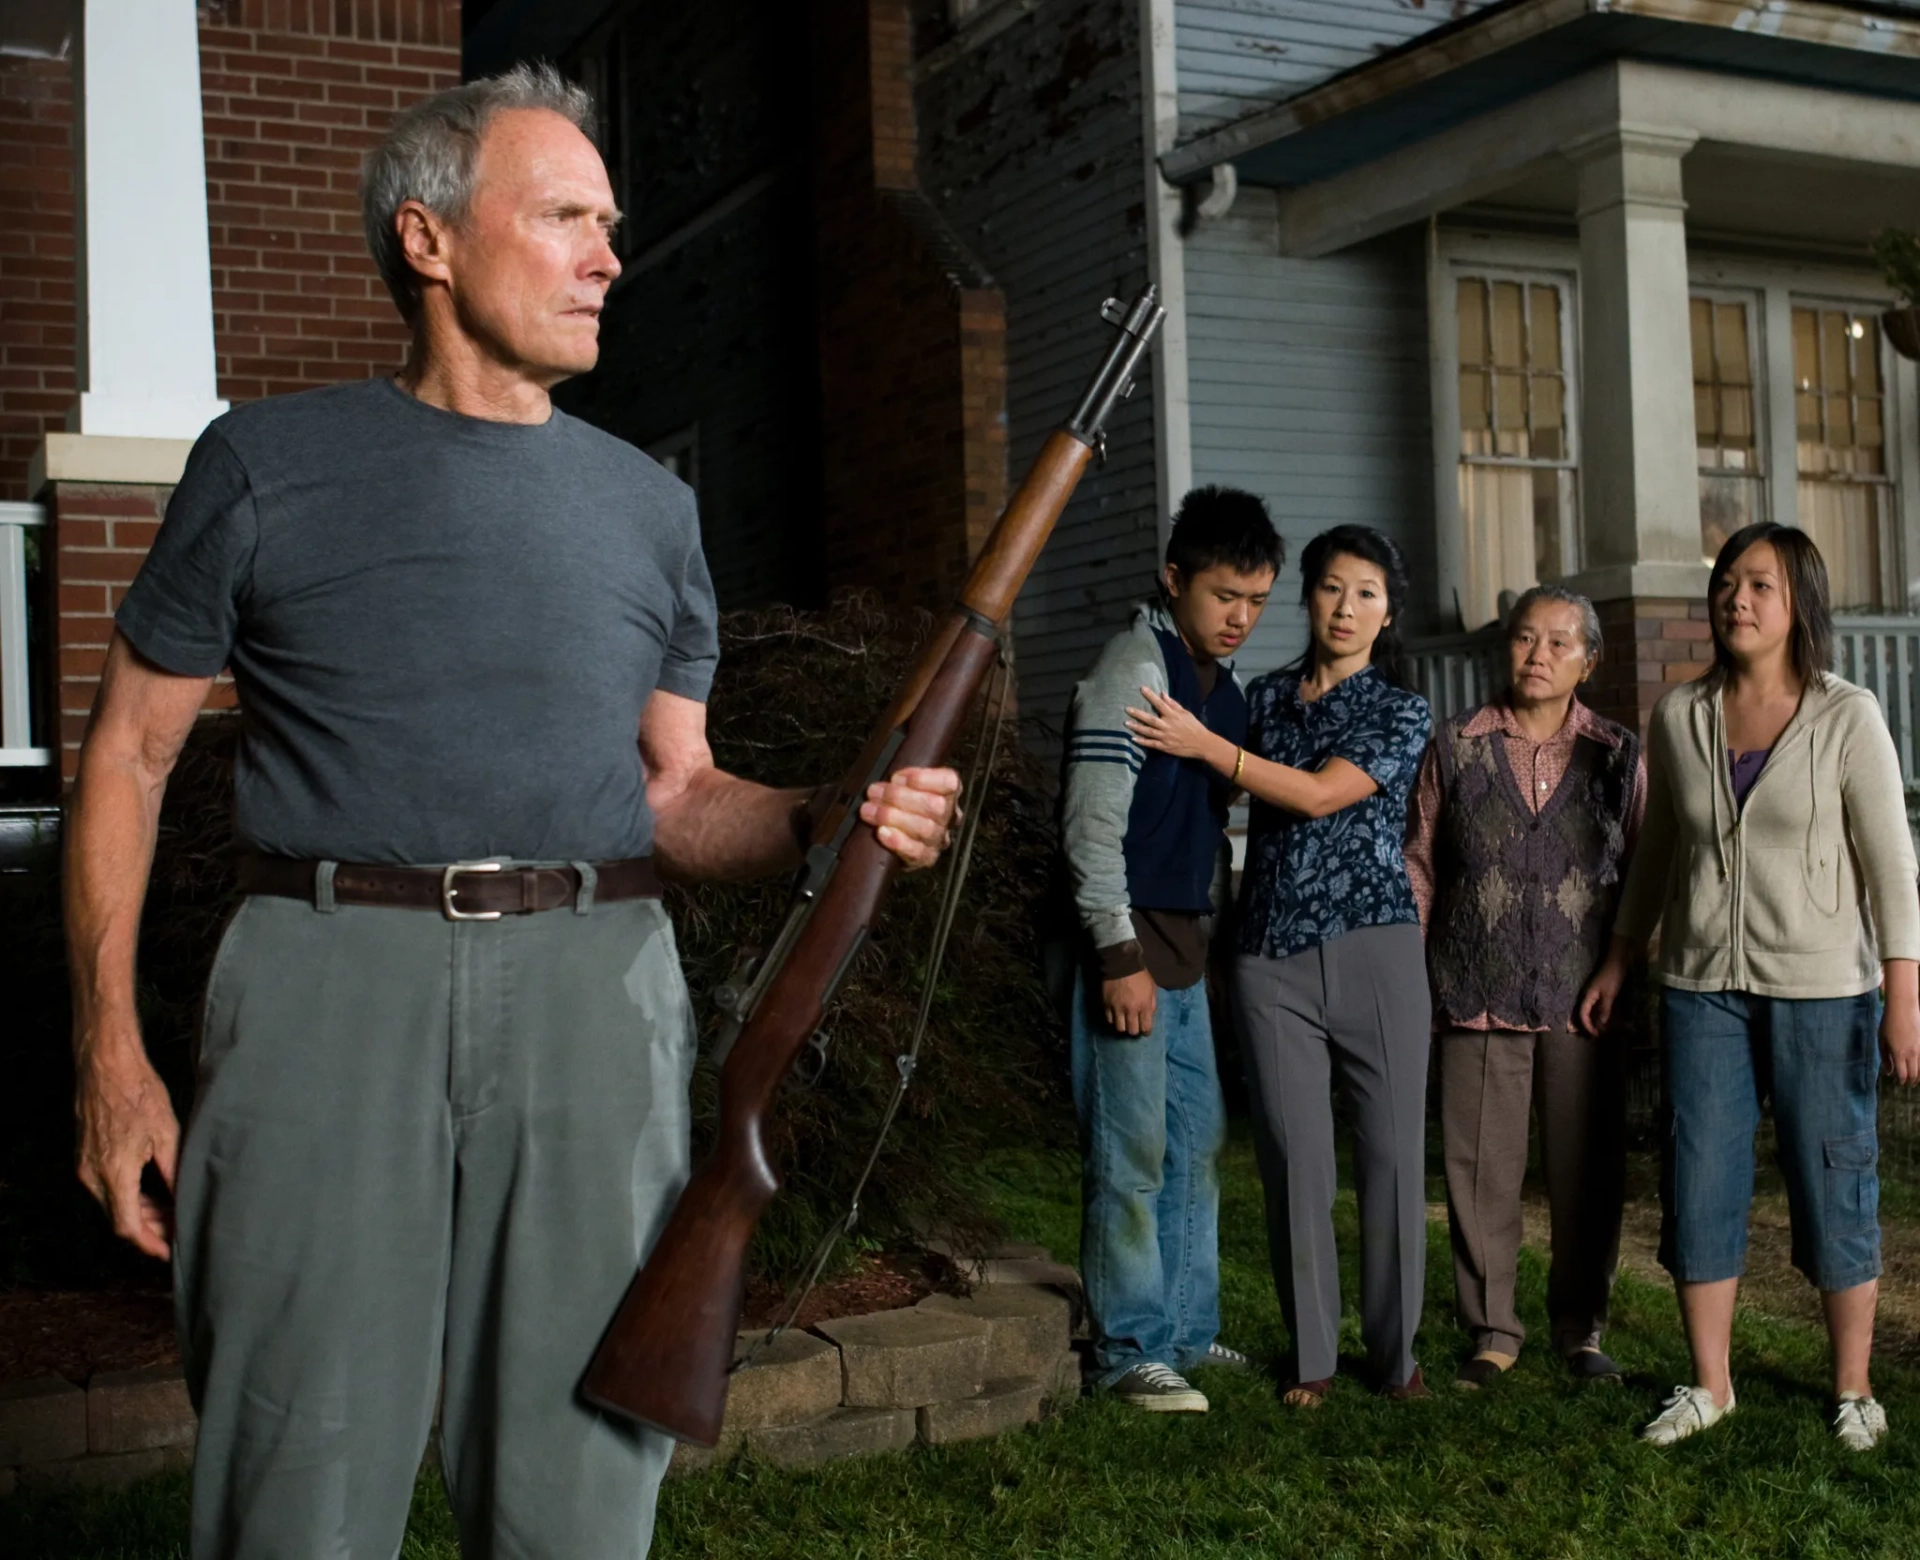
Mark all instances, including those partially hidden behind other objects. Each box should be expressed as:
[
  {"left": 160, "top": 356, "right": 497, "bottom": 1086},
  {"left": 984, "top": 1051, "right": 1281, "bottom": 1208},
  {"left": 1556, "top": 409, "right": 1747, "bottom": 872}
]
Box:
[{"left": 1660, "top": 988, "right": 1881, "bottom": 1292}]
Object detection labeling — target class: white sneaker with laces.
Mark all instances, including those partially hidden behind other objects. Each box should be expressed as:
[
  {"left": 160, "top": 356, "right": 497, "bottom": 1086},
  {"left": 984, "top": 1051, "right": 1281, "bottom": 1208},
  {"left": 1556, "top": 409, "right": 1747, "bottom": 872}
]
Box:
[
  {"left": 1834, "top": 1394, "right": 1888, "bottom": 1451},
  {"left": 1109, "top": 1362, "right": 1209, "bottom": 1413},
  {"left": 1640, "top": 1385, "right": 1735, "bottom": 1446}
]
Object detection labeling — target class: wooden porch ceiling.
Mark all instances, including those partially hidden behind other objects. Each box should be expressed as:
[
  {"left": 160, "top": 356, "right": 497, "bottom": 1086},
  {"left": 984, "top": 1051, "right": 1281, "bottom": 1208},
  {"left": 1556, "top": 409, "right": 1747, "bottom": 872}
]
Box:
[{"left": 1162, "top": 0, "right": 1920, "bottom": 191}]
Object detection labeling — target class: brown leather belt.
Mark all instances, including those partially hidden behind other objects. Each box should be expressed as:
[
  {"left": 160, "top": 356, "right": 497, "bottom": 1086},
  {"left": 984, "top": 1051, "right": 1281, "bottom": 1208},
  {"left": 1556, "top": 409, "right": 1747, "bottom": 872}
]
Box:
[{"left": 237, "top": 854, "right": 662, "bottom": 920}]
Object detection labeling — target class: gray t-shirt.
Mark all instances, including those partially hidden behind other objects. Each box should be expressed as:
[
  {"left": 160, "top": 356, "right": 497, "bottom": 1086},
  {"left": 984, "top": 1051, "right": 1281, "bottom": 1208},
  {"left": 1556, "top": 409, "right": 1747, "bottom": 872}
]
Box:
[{"left": 117, "top": 377, "right": 719, "bottom": 864}]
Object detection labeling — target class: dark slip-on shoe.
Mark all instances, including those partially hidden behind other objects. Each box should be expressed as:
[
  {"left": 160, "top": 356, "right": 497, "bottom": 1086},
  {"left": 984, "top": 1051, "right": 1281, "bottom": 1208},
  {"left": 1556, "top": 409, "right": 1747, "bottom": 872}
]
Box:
[
  {"left": 1567, "top": 1347, "right": 1623, "bottom": 1385},
  {"left": 1454, "top": 1355, "right": 1511, "bottom": 1392}
]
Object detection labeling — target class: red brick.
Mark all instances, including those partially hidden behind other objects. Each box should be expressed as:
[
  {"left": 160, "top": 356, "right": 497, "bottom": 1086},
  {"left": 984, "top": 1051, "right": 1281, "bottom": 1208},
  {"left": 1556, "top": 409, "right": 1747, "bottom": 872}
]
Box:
[
  {"left": 57, "top": 550, "right": 147, "bottom": 584},
  {"left": 109, "top": 519, "right": 162, "bottom": 549},
  {"left": 56, "top": 583, "right": 107, "bottom": 614}
]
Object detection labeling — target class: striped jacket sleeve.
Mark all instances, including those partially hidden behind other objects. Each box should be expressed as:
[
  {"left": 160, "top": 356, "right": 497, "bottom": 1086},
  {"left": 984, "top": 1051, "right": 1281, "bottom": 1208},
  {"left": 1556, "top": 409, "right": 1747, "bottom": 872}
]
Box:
[{"left": 1061, "top": 621, "right": 1165, "bottom": 951}]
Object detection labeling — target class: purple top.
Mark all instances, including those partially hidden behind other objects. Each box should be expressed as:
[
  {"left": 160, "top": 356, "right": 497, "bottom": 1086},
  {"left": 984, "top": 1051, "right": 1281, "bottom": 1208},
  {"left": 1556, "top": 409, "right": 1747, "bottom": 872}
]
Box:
[{"left": 1729, "top": 748, "right": 1771, "bottom": 810}]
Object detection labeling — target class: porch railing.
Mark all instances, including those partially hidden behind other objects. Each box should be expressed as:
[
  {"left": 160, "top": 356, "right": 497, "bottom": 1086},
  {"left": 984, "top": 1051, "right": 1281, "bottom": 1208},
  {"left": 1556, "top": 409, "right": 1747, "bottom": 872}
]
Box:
[
  {"left": 1407, "top": 615, "right": 1920, "bottom": 787},
  {"left": 1404, "top": 627, "right": 1504, "bottom": 726},
  {"left": 0, "top": 500, "right": 49, "bottom": 769},
  {"left": 1833, "top": 617, "right": 1920, "bottom": 785}
]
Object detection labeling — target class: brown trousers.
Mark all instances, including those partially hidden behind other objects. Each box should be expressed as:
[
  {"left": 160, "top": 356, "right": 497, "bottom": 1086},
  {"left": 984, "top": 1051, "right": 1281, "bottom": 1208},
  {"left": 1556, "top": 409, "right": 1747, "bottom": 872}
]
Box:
[{"left": 1440, "top": 1027, "right": 1626, "bottom": 1359}]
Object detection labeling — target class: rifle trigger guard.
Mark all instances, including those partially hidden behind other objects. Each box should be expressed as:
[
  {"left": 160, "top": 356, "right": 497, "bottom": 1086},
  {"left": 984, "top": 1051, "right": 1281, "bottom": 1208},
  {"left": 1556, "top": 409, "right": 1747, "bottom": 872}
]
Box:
[{"left": 795, "top": 1028, "right": 833, "bottom": 1089}]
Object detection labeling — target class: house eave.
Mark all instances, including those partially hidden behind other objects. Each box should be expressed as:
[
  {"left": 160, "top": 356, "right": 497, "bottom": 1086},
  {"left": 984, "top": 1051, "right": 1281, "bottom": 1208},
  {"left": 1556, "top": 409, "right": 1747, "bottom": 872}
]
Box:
[{"left": 1161, "top": 0, "right": 1920, "bottom": 189}]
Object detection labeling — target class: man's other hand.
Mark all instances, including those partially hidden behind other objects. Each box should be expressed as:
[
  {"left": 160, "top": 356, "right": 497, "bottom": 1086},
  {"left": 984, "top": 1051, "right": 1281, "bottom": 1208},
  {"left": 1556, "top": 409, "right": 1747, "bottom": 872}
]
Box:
[
  {"left": 75, "top": 1024, "right": 180, "bottom": 1260},
  {"left": 1102, "top": 970, "right": 1158, "bottom": 1037},
  {"left": 862, "top": 766, "right": 962, "bottom": 870}
]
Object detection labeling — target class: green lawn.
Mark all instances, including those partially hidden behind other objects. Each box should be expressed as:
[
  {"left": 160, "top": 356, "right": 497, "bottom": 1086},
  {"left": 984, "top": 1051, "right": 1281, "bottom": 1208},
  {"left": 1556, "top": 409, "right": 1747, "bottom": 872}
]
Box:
[{"left": 7, "top": 1135, "right": 1917, "bottom": 1558}]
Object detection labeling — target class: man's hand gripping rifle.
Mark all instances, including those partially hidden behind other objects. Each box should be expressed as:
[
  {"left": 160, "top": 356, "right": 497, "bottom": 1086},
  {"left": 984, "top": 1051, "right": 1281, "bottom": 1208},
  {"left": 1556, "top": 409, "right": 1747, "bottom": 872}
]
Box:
[{"left": 580, "top": 286, "right": 1167, "bottom": 1446}]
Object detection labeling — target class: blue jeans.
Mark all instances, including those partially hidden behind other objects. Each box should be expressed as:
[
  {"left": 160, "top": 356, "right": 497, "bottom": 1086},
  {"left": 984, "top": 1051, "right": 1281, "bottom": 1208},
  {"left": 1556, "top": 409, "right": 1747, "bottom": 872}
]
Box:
[
  {"left": 1660, "top": 988, "right": 1882, "bottom": 1292},
  {"left": 1071, "top": 971, "right": 1226, "bottom": 1386}
]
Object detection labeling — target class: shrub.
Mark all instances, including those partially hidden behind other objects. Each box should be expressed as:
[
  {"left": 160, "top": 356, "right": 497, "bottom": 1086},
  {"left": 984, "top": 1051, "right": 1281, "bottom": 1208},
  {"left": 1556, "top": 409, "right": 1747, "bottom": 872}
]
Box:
[
  {"left": 1873, "top": 227, "right": 1920, "bottom": 308},
  {"left": 0, "top": 595, "right": 1071, "bottom": 1290}
]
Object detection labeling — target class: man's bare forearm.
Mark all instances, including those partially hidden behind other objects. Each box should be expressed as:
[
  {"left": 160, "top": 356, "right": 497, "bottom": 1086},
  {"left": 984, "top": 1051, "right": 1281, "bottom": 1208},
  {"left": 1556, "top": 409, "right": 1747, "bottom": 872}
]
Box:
[
  {"left": 65, "top": 748, "right": 169, "bottom": 1058},
  {"left": 650, "top": 769, "right": 808, "bottom": 883}
]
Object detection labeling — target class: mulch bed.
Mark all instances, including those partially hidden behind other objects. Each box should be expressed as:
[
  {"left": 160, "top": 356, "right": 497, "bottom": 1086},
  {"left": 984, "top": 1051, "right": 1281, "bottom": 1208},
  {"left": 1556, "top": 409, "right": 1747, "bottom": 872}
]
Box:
[
  {"left": 738, "top": 1249, "right": 963, "bottom": 1334},
  {"left": 0, "top": 1287, "right": 180, "bottom": 1385},
  {"left": 1, "top": 1249, "right": 962, "bottom": 1386}
]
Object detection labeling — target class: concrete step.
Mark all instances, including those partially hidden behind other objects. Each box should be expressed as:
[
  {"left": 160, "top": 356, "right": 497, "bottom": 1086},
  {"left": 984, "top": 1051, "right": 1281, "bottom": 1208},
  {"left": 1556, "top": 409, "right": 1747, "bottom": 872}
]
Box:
[
  {"left": 915, "top": 1284, "right": 1072, "bottom": 1380},
  {"left": 87, "top": 1364, "right": 196, "bottom": 1455},
  {"left": 748, "top": 1406, "right": 917, "bottom": 1470},
  {"left": 1046, "top": 1344, "right": 1085, "bottom": 1406},
  {"left": 916, "top": 1376, "right": 1046, "bottom": 1446},
  {"left": 0, "top": 1377, "right": 86, "bottom": 1467},
  {"left": 815, "top": 1308, "right": 990, "bottom": 1410},
  {"left": 723, "top": 1329, "right": 843, "bottom": 1431},
  {"left": 15, "top": 1444, "right": 193, "bottom": 1493}
]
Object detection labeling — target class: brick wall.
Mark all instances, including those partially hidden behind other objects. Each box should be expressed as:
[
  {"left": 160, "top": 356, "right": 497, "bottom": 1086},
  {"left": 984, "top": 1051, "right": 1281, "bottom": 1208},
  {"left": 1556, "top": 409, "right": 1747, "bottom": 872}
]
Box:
[
  {"left": 0, "top": 7, "right": 461, "bottom": 504},
  {"left": 8, "top": 4, "right": 461, "bottom": 775},
  {"left": 45, "top": 483, "right": 242, "bottom": 779},
  {"left": 1590, "top": 596, "right": 1713, "bottom": 732},
  {"left": 198, "top": 0, "right": 462, "bottom": 401},
  {"left": 811, "top": 0, "right": 1008, "bottom": 610},
  {"left": 0, "top": 56, "right": 74, "bottom": 505}
]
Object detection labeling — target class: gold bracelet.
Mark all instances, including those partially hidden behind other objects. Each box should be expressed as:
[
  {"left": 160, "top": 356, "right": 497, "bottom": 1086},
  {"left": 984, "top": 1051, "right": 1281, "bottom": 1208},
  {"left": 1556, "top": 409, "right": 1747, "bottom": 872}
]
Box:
[{"left": 1231, "top": 746, "right": 1246, "bottom": 784}]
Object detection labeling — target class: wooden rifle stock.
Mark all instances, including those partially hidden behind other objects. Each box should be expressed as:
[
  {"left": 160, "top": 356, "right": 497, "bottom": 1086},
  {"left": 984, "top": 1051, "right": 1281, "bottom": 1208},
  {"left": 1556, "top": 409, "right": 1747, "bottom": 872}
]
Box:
[{"left": 581, "top": 287, "right": 1165, "bottom": 1445}]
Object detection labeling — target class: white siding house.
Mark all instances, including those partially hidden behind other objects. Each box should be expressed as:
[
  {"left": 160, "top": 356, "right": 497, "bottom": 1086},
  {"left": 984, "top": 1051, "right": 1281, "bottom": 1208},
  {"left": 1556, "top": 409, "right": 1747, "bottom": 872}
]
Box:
[{"left": 1115, "top": 0, "right": 1920, "bottom": 748}]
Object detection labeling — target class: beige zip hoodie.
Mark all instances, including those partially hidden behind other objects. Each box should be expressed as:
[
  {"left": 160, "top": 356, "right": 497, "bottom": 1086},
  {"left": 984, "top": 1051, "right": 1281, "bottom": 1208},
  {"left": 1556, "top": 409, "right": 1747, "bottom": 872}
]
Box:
[{"left": 1614, "top": 672, "right": 1920, "bottom": 999}]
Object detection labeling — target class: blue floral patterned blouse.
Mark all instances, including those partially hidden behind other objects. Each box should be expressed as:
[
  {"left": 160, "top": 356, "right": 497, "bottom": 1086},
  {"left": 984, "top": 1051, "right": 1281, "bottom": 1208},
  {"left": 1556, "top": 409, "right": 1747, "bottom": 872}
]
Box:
[{"left": 1236, "top": 664, "right": 1433, "bottom": 960}]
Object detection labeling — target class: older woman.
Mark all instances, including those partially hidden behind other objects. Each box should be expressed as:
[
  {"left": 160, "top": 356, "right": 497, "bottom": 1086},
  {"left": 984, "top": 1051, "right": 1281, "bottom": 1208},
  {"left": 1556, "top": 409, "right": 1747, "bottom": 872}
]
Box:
[
  {"left": 1404, "top": 586, "right": 1644, "bottom": 1392},
  {"left": 1582, "top": 522, "right": 1920, "bottom": 1451}
]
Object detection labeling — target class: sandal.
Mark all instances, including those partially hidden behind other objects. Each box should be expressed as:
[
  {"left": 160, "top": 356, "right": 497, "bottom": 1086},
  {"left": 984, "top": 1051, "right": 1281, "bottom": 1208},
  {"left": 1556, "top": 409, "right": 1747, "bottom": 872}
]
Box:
[{"left": 1281, "top": 1377, "right": 1332, "bottom": 1408}]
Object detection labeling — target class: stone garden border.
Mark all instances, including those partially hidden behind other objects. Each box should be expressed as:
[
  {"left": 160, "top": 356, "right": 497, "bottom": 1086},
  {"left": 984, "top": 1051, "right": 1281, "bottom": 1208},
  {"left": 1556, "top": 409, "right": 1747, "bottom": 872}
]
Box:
[{"left": 0, "top": 1250, "right": 1084, "bottom": 1495}]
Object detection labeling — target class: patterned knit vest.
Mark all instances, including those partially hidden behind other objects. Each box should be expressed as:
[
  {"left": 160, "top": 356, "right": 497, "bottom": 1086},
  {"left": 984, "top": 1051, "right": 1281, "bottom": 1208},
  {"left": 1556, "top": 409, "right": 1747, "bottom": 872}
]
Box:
[{"left": 1428, "top": 708, "right": 1639, "bottom": 1030}]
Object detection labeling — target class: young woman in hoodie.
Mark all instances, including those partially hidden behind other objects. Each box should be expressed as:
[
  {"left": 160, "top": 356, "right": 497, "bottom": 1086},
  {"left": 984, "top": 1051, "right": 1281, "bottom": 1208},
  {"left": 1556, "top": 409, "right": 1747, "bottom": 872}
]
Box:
[{"left": 1580, "top": 521, "right": 1920, "bottom": 1451}]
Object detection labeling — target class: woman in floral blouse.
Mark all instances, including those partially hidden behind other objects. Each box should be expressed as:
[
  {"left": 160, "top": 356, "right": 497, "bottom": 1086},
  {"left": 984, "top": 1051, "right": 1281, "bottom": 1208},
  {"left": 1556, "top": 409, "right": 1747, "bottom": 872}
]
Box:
[{"left": 1128, "top": 524, "right": 1434, "bottom": 1404}]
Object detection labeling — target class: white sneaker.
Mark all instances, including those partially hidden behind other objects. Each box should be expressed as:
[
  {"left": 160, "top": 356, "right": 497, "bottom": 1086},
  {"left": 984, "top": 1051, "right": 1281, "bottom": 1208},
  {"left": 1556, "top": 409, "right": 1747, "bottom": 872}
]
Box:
[
  {"left": 1109, "top": 1362, "right": 1209, "bottom": 1413},
  {"left": 1640, "top": 1385, "right": 1735, "bottom": 1446},
  {"left": 1834, "top": 1394, "right": 1888, "bottom": 1451}
]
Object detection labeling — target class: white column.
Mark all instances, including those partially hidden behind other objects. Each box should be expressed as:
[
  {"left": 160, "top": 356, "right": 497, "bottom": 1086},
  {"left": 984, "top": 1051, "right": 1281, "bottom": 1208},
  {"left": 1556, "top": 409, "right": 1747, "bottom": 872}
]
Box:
[
  {"left": 70, "top": 0, "right": 226, "bottom": 439},
  {"left": 1140, "top": 0, "right": 1192, "bottom": 550},
  {"left": 1562, "top": 124, "right": 1707, "bottom": 601}
]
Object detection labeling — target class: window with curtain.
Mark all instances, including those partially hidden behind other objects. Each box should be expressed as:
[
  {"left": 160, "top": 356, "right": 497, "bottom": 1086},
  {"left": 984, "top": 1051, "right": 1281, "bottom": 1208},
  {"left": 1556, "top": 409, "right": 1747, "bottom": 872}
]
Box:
[
  {"left": 1691, "top": 295, "right": 1763, "bottom": 561},
  {"left": 1456, "top": 274, "right": 1578, "bottom": 630},
  {"left": 1794, "top": 306, "right": 1894, "bottom": 610}
]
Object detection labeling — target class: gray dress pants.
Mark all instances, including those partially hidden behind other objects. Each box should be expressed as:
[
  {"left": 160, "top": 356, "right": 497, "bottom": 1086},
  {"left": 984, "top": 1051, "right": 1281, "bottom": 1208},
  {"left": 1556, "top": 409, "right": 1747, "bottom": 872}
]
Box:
[
  {"left": 174, "top": 889, "right": 695, "bottom": 1560},
  {"left": 1234, "top": 924, "right": 1431, "bottom": 1388}
]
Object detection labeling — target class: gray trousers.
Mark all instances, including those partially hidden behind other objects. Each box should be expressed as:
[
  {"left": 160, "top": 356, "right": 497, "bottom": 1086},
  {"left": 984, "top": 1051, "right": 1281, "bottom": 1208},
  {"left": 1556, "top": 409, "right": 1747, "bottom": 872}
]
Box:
[
  {"left": 1440, "top": 1027, "right": 1626, "bottom": 1359},
  {"left": 174, "top": 890, "right": 695, "bottom": 1560},
  {"left": 1233, "top": 925, "right": 1431, "bottom": 1388}
]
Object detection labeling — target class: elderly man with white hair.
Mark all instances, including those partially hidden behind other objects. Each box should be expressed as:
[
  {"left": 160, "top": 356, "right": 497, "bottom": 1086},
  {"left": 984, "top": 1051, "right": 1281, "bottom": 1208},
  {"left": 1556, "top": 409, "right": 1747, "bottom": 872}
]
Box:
[{"left": 64, "top": 65, "right": 958, "bottom": 1558}]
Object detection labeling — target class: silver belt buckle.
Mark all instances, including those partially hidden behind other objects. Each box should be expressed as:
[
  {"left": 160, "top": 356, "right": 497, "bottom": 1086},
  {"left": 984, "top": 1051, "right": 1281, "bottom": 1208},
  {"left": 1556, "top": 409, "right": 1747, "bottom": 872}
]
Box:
[{"left": 442, "top": 860, "right": 504, "bottom": 921}]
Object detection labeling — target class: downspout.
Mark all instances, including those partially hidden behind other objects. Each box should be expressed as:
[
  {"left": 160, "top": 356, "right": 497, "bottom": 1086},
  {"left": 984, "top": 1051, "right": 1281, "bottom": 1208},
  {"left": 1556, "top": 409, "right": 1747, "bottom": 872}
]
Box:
[{"left": 1141, "top": 0, "right": 1192, "bottom": 551}]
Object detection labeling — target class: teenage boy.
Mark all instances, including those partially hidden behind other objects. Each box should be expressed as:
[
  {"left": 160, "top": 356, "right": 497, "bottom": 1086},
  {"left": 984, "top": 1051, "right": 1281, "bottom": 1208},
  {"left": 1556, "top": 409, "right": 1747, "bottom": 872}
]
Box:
[{"left": 1062, "top": 485, "right": 1282, "bottom": 1412}]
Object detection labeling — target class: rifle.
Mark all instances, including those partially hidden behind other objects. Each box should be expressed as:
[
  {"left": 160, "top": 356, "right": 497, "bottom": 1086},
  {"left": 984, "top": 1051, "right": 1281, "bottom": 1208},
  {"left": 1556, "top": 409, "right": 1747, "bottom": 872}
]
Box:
[{"left": 581, "top": 285, "right": 1166, "bottom": 1446}]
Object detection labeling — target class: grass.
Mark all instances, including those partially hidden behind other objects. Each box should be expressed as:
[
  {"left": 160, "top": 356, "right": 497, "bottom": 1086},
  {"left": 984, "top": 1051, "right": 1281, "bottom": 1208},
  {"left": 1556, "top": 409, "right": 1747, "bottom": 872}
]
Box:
[{"left": 7, "top": 1133, "right": 1919, "bottom": 1558}]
